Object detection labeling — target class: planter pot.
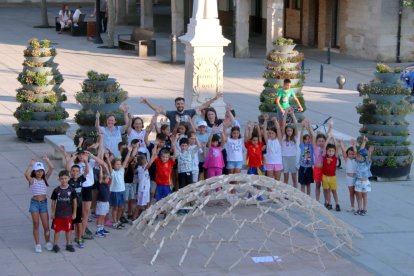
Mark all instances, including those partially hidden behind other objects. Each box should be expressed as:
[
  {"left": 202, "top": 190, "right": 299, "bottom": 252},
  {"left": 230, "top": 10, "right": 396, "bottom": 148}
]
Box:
[
  {"left": 371, "top": 163, "right": 411, "bottom": 178},
  {"left": 282, "top": 62, "right": 301, "bottom": 69},
  {"left": 369, "top": 94, "right": 406, "bottom": 103},
  {"left": 262, "top": 89, "right": 277, "bottom": 98},
  {"left": 372, "top": 155, "right": 411, "bottom": 163},
  {"left": 365, "top": 134, "right": 407, "bottom": 144},
  {"left": 22, "top": 84, "right": 54, "bottom": 92},
  {"left": 23, "top": 66, "right": 54, "bottom": 74},
  {"left": 53, "top": 84, "right": 62, "bottom": 90},
  {"left": 364, "top": 124, "right": 408, "bottom": 133},
  {"left": 373, "top": 114, "right": 406, "bottom": 122},
  {"left": 264, "top": 87, "right": 279, "bottom": 93},
  {"left": 270, "top": 51, "right": 290, "bottom": 59},
  {"left": 275, "top": 44, "right": 296, "bottom": 53},
  {"left": 375, "top": 145, "right": 410, "bottom": 152},
  {"left": 291, "top": 87, "right": 303, "bottom": 94},
  {"left": 260, "top": 94, "right": 275, "bottom": 104},
  {"left": 259, "top": 103, "right": 277, "bottom": 113},
  {"left": 25, "top": 56, "right": 55, "bottom": 64},
  {"left": 18, "top": 120, "right": 66, "bottom": 128},
  {"left": 16, "top": 127, "right": 66, "bottom": 142},
  {"left": 78, "top": 126, "right": 97, "bottom": 133},
  {"left": 30, "top": 111, "right": 54, "bottom": 120},
  {"left": 22, "top": 102, "right": 54, "bottom": 110},
  {"left": 374, "top": 72, "right": 401, "bottom": 84},
  {"left": 83, "top": 78, "right": 116, "bottom": 90},
  {"left": 82, "top": 103, "right": 120, "bottom": 112}
]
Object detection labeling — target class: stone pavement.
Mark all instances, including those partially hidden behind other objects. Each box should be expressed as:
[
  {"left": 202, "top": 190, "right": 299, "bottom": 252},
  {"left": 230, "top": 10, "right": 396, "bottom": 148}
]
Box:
[{"left": 0, "top": 4, "right": 413, "bottom": 276}]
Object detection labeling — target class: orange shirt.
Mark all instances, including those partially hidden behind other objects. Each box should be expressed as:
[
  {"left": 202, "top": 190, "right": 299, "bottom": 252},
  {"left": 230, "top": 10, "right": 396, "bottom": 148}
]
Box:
[
  {"left": 154, "top": 158, "right": 175, "bottom": 185},
  {"left": 245, "top": 141, "right": 264, "bottom": 168}
]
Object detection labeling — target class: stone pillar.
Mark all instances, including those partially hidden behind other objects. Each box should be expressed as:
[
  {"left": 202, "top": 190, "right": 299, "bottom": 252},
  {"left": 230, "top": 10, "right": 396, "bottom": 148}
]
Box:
[
  {"left": 266, "top": 0, "right": 284, "bottom": 54},
  {"left": 116, "top": 0, "right": 127, "bottom": 24},
  {"left": 179, "top": 0, "right": 231, "bottom": 118},
  {"left": 234, "top": 0, "right": 250, "bottom": 58},
  {"left": 140, "top": 0, "right": 154, "bottom": 29},
  {"left": 172, "top": 0, "right": 185, "bottom": 35},
  {"left": 126, "top": 0, "right": 138, "bottom": 24}
]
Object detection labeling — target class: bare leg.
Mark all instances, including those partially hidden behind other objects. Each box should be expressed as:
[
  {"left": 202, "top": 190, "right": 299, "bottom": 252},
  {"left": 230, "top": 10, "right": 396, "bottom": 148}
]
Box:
[
  {"left": 111, "top": 206, "right": 118, "bottom": 223},
  {"left": 300, "top": 185, "right": 305, "bottom": 193},
  {"left": 283, "top": 173, "right": 289, "bottom": 184},
  {"left": 31, "top": 212, "right": 40, "bottom": 245},
  {"left": 39, "top": 212, "right": 50, "bottom": 243},
  {"left": 348, "top": 186, "right": 355, "bottom": 209},
  {"left": 362, "top": 192, "right": 368, "bottom": 211},
  {"left": 315, "top": 182, "right": 322, "bottom": 202},
  {"left": 53, "top": 230, "right": 60, "bottom": 245},
  {"left": 274, "top": 171, "right": 282, "bottom": 181},
  {"left": 266, "top": 170, "right": 274, "bottom": 179},
  {"left": 331, "top": 189, "right": 339, "bottom": 204},
  {"left": 356, "top": 191, "right": 362, "bottom": 210},
  {"left": 291, "top": 173, "right": 298, "bottom": 188},
  {"left": 81, "top": 201, "right": 91, "bottom": 236},
  {"left": 65, "top": 231, "right": 71, "bottom": 245},
  {"left": 306, "top": 184, "right": 311, "bottom": 196},
  {"left": 323, "top": 189, "right": 330, "bottom": 205}
]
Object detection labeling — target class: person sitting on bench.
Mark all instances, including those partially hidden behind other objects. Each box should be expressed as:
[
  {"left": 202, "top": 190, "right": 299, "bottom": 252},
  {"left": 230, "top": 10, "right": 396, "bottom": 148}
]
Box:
[
  {"left": 58, "top": 4, "right": 72, "bottom": 33},
  {"left": 72, "top": 5, "right": 82, "bottom": 27}
]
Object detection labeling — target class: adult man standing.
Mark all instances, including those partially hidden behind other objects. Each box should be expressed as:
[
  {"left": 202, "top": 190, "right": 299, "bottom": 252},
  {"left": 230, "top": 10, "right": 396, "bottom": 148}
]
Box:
[{"left": 140, "top": 93, "right": 223, "bottom": 130}]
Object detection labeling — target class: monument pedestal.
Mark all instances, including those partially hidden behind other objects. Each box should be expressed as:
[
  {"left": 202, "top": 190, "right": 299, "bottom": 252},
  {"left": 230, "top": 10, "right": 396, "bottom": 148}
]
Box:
[{"left": 180, "top": 15, "right": 230, "bottom": 118}]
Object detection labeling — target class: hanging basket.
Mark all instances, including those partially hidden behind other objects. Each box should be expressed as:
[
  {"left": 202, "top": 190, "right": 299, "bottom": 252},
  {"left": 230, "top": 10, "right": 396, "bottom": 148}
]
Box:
[{"left": 274, "top": 44, "right": 296, "bottom": 53}]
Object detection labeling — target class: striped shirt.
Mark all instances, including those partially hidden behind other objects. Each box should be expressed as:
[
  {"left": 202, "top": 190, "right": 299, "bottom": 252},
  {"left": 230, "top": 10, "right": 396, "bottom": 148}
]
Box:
[{"left": 31, "top": 178, "right": 47, "bottom": 196}]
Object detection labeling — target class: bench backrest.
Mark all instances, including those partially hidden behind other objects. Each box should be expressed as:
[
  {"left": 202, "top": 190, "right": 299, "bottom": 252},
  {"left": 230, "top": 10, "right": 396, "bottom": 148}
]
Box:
[
  {"left": 78, "top": 13, "right": 86, "bottom": 23},
  {"left": 132, "top": 28, "right": 154, "bottom": 42}
]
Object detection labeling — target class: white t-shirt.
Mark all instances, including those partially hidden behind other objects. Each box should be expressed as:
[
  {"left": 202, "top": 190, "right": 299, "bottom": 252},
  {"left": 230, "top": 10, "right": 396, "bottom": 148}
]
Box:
[
  {"left": 265, "top": 139, "right": 282, "bottom": 165},
  {"left": 137, "top": 166, "right": 150, "bottom": 193},
  {"left": 196, "top": 132, "right": 209, "bottom": 162},
  {"left": 58, "top": 10, "right": 71, "bottom": 21},
  {"left": 77, "top": 159, "right": 96, "bottom": 188},
  {"left": 281, "top": 137, "right": 298, "bottom": 157},
  {"left": 225, "top": 120, "right": 241, "bottom": 136},
  {"left": 345, "top": 159, "right": 357, "bottom": 174},
  {"left": 189, "top": 145, "right": 202, "bottom": 171},
  {"left": 110, "top": 169, "right": 125, "bottom": 192},
  {"left": 128, "top": 128, "right": 147, "bottom": 153},
  {"left": 73, "top": 9, "right": 81, "bottom": 22},
  {"left": 225, "top": 138, "right": 244, "bottom": 162}
]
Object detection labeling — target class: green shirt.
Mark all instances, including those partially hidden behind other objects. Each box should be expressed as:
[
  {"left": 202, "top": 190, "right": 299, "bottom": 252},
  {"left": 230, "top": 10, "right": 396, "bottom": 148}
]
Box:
[{"left": 277, "top": 88, "right": 295, "bottom": 110}]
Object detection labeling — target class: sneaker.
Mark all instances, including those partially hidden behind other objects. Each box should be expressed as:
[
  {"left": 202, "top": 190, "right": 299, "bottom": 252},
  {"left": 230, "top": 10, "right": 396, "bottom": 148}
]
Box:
[
  {"left": 102, "top": 228, "right": 110, "bottom": 235},
  {"left": 326, "top": 204, "right": 333, "bottom": 210},
  {"left": 35, "top": 244, "right": 42, "bottom": 253},
  {"left": 66, "top": 244, "right": 75, "bottom": 252},
  {"left": 45, "top": 242, "right": 53, "bottom": 251},
  {"left": 112, "top": 222, "right": 122, "bottom": 229},
  {"left": 120, "top": 216, "right": 129, "bottom": 224},
  {"left": 347, "top": 208, "right": 355, "bottom": 213},
  {"left": 95, "top": 230, "right": 106, "bottom": 238},
  {"left": 256, "top": 195, "right": 264, "bottom": 201},
  {"left": 85, "top": 227, "right": 93, "bottom": 236},
  {"left": 77, "top": 239, "right": 85, "bottom": 248},
  {"left": 354, "top": 210, "right": 361, "bottom": 215},
  {"left": 73, "top": 23, "right": 79, "bottom": 27},
  {"left": 360, "top": 210, "right": 366, "bottom": 216},
  {"left": 52, "top": 244, "right": 60, "bottom": 253},
  {"left": 82, "top": 233, "right": 94, "bottom": 240},
  {"left": 335, "top": 204, "right": 341, "bottom": 212}
]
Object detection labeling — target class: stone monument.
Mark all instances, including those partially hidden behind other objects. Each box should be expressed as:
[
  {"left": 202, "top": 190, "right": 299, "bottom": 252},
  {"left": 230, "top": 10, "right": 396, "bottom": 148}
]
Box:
[{"left": 179, "top": 0, "right": 230, "bottom": 118}]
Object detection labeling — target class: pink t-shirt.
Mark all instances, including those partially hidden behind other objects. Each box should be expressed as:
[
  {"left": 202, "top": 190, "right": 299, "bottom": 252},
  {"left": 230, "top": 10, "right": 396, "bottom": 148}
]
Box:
[
  {"left": 203, "top": 146, "right": 225, "bottom": 169},
  {"left": 314, "top": 145, "right": 324, "bottom": 167}
]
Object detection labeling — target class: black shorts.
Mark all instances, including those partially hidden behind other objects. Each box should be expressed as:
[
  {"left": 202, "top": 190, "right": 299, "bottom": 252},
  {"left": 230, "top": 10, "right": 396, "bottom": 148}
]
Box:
[
  {"left": 92, "top": 168, "right": 100, "bottom": 189},
  {"left": 299, "top": 166, "right": 314, "bottom": 185},
  {"left": 198, "top": 162, "right": 205, "bottom": 173},
  {"left": 178, "top": 172, "right": 193, "bottom": 189},
  {"left": 72, "top": 199, "right": 83, "bottom": 224},
  {"left": 81, "top": 186, "right": 93, "bottom": 202}
]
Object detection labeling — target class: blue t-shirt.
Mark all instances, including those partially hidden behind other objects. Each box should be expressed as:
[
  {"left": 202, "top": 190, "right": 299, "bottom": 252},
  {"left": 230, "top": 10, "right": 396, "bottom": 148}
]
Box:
[
  {"left": 355, "top": 159, "right": 372, "bottom": 179},
  {"left": 299, "top": 143, "right": 314, "bottom": 168}
]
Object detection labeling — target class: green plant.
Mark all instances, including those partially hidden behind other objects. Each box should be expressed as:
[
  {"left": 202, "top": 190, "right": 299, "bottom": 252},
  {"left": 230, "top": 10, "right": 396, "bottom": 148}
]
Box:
[
  {"left": 29, "top": 38, "right": 50, "bottom": 48},
  {"left": 46, "top": 111, "right": 69, "bottom": 121},
  {"left": 376, "top": 63, "right": 392, "bottom": 73},
  {"left": 384, "top": 157, "right": 397, "bottom": 168},
  {"left": 13, "top": 110, "right": 32, "bottom": 121},
  {"left": 87, "top": 70, "right": 109, "bottom": 81},
  {"left": 394, "top": 67, "right": 402, "bottom": 73},
  {"left": 273, "top": 37, "right": 294, "bottom": 46}
]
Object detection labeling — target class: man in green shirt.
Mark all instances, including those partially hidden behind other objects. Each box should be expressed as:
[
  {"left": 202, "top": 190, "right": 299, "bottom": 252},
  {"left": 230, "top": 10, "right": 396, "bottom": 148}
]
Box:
[{"left": 276, "top": 79, "right": 304, "bottom": 116}]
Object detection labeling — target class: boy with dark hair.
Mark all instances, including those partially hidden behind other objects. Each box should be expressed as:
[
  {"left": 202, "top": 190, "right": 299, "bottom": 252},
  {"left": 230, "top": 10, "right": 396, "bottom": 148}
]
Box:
[
  {"left": 154, "top": 145, "right": 176, "bottom": 201},
  {"left": 51, "top": 170, "right": 77, "bottom": 253},
  {"left": 322, "top": 134, "right": 340, "bottom": 212},
  {"left": 176, "top": 136, "right": 201, "bottom": 189},
  {"left": 276, "top": 79, "right": 304, "bottom": 118}
]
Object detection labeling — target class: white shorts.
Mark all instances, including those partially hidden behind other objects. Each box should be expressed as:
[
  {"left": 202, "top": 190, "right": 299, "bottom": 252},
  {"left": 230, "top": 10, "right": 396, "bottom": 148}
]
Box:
[
  {"left": 354, "top": 180, "right": 371, "bottom": 193},
  {"left": 192, "top": 169, "right": 199, "bottom": 183},
  {"left": 137, "top": 190, "right": 150, "bottom": 207},
  {"left": 96, "top": 201, "right": 109, "bottom": 216},
  {"left": 346, "top": 176, "right": 355, "bottom": 187}
]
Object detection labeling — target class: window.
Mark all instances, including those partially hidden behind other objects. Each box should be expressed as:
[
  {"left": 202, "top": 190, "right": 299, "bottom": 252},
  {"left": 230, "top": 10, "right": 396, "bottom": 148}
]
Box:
[{"left": 294, "top": 0, "right": 301, "bottom": 10}]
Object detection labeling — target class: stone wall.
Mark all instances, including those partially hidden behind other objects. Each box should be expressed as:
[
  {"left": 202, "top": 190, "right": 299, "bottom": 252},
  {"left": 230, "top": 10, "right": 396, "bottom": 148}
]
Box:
[{"left": 285, "top": 8, "right": 300, "bottom": 40}]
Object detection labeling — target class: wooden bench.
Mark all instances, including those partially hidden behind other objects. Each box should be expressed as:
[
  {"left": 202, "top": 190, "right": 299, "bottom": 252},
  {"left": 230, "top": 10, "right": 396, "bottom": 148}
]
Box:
[
  {"left": 118, "top": 28, "right": 156, "bottom": 57},
  {"left": 44, "top": 135, "right": 76, "bottom": 167}
]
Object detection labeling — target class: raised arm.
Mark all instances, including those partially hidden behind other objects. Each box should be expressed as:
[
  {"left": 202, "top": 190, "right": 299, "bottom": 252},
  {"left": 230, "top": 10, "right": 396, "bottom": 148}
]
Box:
[
  {"left": 300, "top": 120, "right": 306, "bottom": 144},
  {"left": 139, "top": 97, "right": 166, "bottom": 115},
  {"left": 291, "top": 108, "right": 299, "bottom": 138},
  {"left": 339, "top": 139, "right": 347, "bottom": 160},
  {"left": 273, "top": 117, "right": 283, "bottom": 143},
  {"left": 95, "top": 111, "right": 100, "bottom": 131},
  {"left": 293, "top": 95, "right": 304, "bottom": 112},
  {"left": 24, "top": 159, "right": 36, "bottom": 184},
  {"left": 263, "top": 115, "right": 269, "bottom": 143},
  {"left": 360, "top": 136, "right": 368, "bottom": 149},
  {"left": 120, "top": 104, "right": 130, "bottom": 132},
  {"left": 367, "top": 145, "right": 374, "bottom": 162},
  {"left": 43, "top": 156, "right": 54, "bottom": 180},
  {"left": 244, "top": 121, "right": 252, "bottom": 143},
  {"left": 122, "top": 146, "right": 133, "bottom": 168},
  {"left": 220, "top": 125, "right": 227, "bottom": 145},
  {"left": 225, "top": 104, "right": 236, "bottom": 124},
  {"left": 197, "top": 92, "right": 223, "bottom": 110}
]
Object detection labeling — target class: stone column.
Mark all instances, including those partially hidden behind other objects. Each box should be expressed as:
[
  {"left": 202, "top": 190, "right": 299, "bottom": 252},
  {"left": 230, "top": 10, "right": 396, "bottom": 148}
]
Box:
[
  {"left": 172, "top": 0, "right": 185, "bottom": 35},
  {"left": 266, "top": 0, "right": 284, "bottom": 53},
  {"left": 126, "top": 0, "right": 138, "bottom": 24},
  {"left": 116, "top": 0, "right": 127, "bottom": 24},
  {"left": 180, "top": 0, "right": 231, "bottom": 118},
  {"left": 234, "top": 0, "right": 251, "bottom": 58},
  {"left": 140, "top": 0, "right": 154, "bottom": 29}
]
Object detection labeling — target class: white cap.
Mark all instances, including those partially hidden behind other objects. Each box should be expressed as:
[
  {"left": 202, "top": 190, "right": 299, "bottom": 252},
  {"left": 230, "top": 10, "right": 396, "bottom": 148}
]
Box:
[
  {"left": 197, "top": 120, "right": 207, "bottom": 127},
  {"left": 32, "top": 162, "right": 45, "bottom": 171}
]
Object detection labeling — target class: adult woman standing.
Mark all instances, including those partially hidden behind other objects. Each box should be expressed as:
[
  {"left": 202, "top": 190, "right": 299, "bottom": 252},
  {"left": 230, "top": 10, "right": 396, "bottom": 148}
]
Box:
[
  {"left": 204, "top": 107, "right": 223, "bottom": 134},
  {"left": 58, "top": 4, "right": 72, "bottom": 33},
  {"left": 95, "top": 104, "right": 129, "bottom": 158}
]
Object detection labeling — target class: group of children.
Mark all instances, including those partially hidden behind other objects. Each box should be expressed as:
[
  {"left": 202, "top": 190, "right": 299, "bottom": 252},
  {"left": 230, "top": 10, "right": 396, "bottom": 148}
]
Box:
[{"left": 25, "top": 100, "right": 374, "bottom": 253}]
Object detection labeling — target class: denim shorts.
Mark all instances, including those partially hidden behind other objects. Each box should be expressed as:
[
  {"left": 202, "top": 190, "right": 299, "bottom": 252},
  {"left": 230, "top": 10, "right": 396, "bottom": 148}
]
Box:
[
  {"left": 226, "top": 161, "right": 243, "bottom": 170},
  {"left": 124, "top": 183, "right": 136, "bottom": 200},
  {"left": 109, "top": 192, "right": 125, "bottom": 207},
  {"left": 29, "top": 198, "right": 48, "bottom": 213}
]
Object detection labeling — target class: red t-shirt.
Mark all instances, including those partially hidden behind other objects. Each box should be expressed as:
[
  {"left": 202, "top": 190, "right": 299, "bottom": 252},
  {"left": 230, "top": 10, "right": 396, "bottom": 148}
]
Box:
[
  {"left": 154, "top": 158, "right": 175, "bottom": 185},
  {"left": 245, "top": 141, "right": 264, "bottom": 168},
  {"left": 322, "top": 155, "right": 337, "bottom": 176}
]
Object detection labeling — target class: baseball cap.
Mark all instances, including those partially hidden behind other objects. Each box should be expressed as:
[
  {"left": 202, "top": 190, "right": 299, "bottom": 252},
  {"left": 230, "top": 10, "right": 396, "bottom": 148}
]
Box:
[
  {"left": 358, "top": 149, "right": 368, "bottom": 157},
  {"left": 32, "top": 162, "right": 45, "bottom": 171},
  {"left": 76, "top": 147, "right": 86, "bottom": 154},
  {"left": 197, "top": 120, "right": 207, "bottom": 127}
]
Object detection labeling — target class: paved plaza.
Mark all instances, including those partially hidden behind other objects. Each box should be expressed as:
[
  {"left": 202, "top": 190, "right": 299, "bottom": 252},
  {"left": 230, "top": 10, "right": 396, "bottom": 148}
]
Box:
[{"left": 0, "top": 4, "right": 413, "bottom": 276}]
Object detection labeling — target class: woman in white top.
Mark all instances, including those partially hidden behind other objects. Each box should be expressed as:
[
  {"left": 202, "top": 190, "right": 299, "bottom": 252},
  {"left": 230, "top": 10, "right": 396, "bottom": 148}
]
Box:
[
  {"left": 281, "top": 108, "right": 299, "bottom": 188},
  {"left": 95, "top": 104, "right": 129, "bottom": 158},
  {"left": 263, "top": 113, "right": 283, "bottom": 181},
  {"left": 340, "top": 139, "right": 357, "bottom": 211},
  {"left": 127, "top": 116, "right": 147, "bottom": 155},
  {"left": 58, "top": 4, "right": 72, "bottom": 33}
]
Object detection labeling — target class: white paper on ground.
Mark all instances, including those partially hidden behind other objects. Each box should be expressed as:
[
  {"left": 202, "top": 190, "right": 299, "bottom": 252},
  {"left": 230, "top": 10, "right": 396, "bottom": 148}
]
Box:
[{"left": 251, "top": 256, "right": 282, "bottom": 263}]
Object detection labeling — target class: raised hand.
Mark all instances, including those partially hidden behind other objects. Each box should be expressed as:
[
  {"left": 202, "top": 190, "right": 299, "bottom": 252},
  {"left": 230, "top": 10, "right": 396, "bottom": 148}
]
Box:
[
  {"left": 263, "top": 113, "right": 269, "bottom": 121},
  {"left": 139, "top": 97, "right": 147, "bottom": 104},
  {"left": 59, "top": 145, "right": 66, "bottom": 152},
  {"left": 212, "top": 125, "right": 218, "bottom": 133},
  {"left": 225, "top": 103, "right": 232, "bottom": 112},
  {"left": 247, "top": 121, "right": 253, "bottom": 129},
  {"left": 351, "top": 139, "right": 356, "bottom": 146},
  {"left": 30, "top": 158, "right": 36, "bottom": 165},
  {"left": 175, "top": 115, "right": 181, "bottom": 123},
  {"left": 42, "top": 155, "right": 50, "bottom": 162},
  {"left": 120, "top": 103, "right": 129, "bottom": 112},
  {"left": 96, "top": 111, "right": 100, "bottom": 119}
]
